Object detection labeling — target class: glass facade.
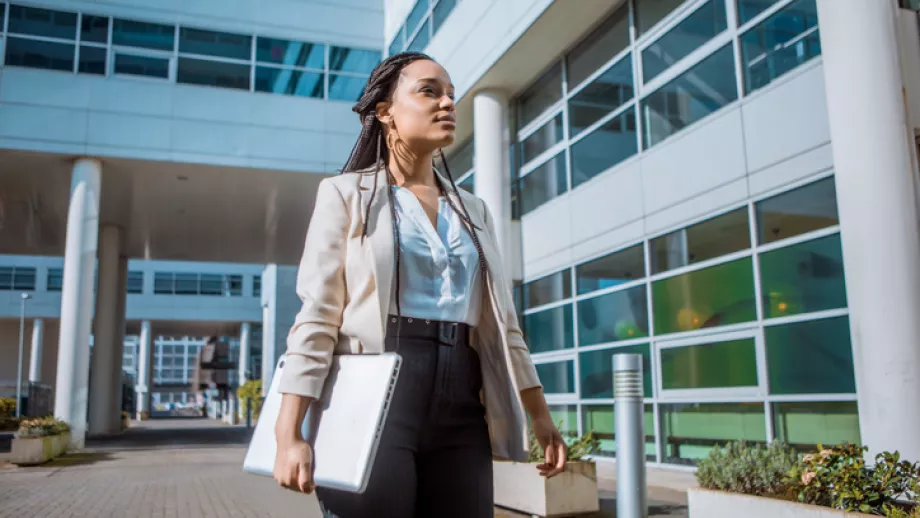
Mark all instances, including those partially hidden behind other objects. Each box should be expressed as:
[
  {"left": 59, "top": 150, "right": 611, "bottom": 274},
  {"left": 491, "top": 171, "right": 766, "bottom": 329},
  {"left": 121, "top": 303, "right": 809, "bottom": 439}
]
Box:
[
  {"left": 519, "top": 176, "right": 856, "bottom": 465},
  {"left": 388, "top": 0, "right": 457, "bottom": 56},
  {"left": 0, "top": 266, "right": 36, "bottom": 291},
  {"left": 153, "top": 272, "right": 243, "bottom": 296},
  {"left": 0, "top": 3, "right": 379, "bottom": 102}
]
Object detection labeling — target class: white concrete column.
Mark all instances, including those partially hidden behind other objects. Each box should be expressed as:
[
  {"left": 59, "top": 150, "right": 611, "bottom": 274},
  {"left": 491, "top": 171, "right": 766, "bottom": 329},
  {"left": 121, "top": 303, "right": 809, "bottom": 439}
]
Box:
[
  {"left": 135, "top": 320, "right": 152, "bottom": 419},
  {"left": 817, "top": 0, "right": 920, "bottom": 460},
  {"left": 88, "top": 225, "right": 123, "bottom": 436},
  {"left": 109, "top": 256, "right": 128, "bottom": 431},
  {"left": 473, "top": 90, "right": 513, "bottom": 281},
  {"left": 28, "top": 319, "right": 44, "bottom": 382},
  {"left": 54, "top": 158, "right": 102, "bottom": 449},
  {"left": 239, "top": 322, "right": 251, "bottom": 385},
  {"left": 261, "top": 265, "right": 277, "bottom": 396}
]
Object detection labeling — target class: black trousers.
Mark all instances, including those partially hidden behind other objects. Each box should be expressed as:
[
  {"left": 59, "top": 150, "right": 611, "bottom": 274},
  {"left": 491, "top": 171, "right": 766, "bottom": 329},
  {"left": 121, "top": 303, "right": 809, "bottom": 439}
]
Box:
[{"left": 316, "top": 319, "right": 493, "bottom": 518}]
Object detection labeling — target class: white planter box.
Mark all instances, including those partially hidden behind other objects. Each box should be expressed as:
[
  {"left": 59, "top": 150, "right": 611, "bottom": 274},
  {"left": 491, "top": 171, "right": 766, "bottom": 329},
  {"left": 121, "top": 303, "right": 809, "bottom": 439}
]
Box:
[
  {"left": 688, "top": 488, "right": 875, "bottom": 518},
  {"left": 11, "top": 432, "right": 70, "bottom": 466},
  {"left": 493, "top": 461, "right": 600, "bottom": 517}
]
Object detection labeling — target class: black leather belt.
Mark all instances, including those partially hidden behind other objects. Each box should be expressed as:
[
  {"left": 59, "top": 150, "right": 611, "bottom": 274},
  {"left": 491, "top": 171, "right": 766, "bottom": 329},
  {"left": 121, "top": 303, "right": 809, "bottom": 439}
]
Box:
[{"left": 387, "top": 315, "right": 471, "bottom": 347}]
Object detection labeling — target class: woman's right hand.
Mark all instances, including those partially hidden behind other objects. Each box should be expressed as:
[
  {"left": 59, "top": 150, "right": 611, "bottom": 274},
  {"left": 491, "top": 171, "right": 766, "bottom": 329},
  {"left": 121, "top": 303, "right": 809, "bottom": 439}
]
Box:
[{"left": 274, "top": 438, "right": 315, "bottom": 493}]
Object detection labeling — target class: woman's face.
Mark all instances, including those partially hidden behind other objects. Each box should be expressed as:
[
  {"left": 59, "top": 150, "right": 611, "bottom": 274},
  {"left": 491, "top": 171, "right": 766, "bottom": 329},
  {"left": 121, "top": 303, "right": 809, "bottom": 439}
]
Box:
[{"left": 380, "top": 59, "right": 456, "bottom": 153}]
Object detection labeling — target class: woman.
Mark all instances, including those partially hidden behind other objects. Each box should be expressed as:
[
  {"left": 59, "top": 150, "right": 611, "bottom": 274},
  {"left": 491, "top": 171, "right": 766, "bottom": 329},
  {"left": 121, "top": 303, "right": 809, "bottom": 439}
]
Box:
[{"left": 272, "top": 51, "right": 566, "bottom": 518}]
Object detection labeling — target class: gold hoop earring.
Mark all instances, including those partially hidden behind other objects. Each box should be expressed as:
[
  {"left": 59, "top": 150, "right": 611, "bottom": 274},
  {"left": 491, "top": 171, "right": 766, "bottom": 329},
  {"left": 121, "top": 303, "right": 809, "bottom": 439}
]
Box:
[{"left": 386, "top": 131, "right": 398, "bottom": 152}]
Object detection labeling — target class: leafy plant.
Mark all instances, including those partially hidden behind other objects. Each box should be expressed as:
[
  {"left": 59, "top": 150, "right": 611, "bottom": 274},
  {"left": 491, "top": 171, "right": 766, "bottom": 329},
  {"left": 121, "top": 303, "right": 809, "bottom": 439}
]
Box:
[
  {"left": 526, "top": 424, "right": 601, "bottom": 463},
  {"left": 696, "top": 441, "right": 799, "bottom": 496},
  {"left": 237, "top": 380, "right": 263, "bottom": 419},
  {"left": 16, "top": 416, "right": 71, "bottom": 438},
  {"left": 0, "top": 416, "right": 21, "bottom": 432},
  {"left": 787, "top": 444, "right": 920, "bottom": 516},
  {"left": 0, "top": 397, "right": 16, "bottom": 418}
]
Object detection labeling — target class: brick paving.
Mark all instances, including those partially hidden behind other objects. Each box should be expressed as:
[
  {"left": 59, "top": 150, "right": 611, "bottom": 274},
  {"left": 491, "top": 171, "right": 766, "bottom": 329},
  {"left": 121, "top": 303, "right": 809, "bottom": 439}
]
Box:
[{"left": 0, "top": 419, "right": 689, "bottom": 517}]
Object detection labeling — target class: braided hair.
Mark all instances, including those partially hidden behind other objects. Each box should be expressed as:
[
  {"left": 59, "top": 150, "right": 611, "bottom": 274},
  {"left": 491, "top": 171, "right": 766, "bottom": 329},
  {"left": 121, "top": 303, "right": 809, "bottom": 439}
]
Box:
[{"left": 340, "top": 51, "right": 490, "bottom": 332}]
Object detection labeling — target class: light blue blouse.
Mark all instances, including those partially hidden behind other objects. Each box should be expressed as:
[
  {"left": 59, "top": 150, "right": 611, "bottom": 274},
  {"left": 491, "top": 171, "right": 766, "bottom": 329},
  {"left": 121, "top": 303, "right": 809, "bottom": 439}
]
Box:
[{"left": 387, "top": 186, "right": 482, "bottom": 326}]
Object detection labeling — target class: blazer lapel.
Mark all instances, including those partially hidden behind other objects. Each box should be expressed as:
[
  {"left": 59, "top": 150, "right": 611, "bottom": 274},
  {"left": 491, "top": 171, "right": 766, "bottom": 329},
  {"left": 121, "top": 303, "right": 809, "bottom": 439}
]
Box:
[{"left": 360, "top": 169, "right": 395, "bottom": 336}]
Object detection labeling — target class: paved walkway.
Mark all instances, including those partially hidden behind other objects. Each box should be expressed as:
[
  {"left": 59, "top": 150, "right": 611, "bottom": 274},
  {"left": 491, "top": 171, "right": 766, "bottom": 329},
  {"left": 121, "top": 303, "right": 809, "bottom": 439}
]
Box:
[{"left": 0, "top": 419, "right": 691, "bottom": 517}]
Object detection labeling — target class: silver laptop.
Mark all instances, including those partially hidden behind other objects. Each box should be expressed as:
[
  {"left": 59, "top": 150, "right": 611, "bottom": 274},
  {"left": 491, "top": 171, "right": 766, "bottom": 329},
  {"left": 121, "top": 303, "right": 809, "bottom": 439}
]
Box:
[{"left": 243, "top": 353, "right": 401, "bottom": 493}]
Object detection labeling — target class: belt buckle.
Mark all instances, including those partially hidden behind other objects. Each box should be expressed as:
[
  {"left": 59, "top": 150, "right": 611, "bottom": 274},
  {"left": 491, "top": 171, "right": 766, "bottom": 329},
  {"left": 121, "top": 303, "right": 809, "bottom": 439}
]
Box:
[{"left": 438, "top": 322, "right": 458, "bottom": 346}]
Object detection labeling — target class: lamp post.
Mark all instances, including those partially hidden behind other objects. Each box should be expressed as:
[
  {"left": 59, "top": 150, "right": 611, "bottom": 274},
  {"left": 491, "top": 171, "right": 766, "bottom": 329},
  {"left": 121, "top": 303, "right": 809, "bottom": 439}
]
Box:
[{"left": 16, "top": 292, "right": 32, "bottom": 418}]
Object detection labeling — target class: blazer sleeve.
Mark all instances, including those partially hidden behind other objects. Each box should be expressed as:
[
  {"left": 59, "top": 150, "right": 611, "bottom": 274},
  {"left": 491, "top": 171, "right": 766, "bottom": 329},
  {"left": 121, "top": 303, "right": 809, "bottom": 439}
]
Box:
[
  {"left": 276, "top": 178, "right": 349, "bottom": 399},
  {"left": 478, "top": 198, "right": 543, "bottom": 392}
]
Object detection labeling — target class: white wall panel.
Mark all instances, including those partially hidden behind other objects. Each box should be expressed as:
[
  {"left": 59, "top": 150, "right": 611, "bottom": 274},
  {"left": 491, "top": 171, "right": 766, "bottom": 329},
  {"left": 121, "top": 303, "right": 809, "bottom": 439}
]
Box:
[
  {"left": 644, "top": 177, "right": 749, "bottom": 236},
  {"left": 569, "top": 159, "right": 644, "bottom": 246},
  {"left": 87, "top": 112, "right": 172, "bottom": 150},
  {"left": 521, "top": 193, "right": 574, "bottom": 265},
  {"left": 0, "top": 104, "right": 89, "bottom": 144},
  {"left": 748, "top": 144, "right": 833, "bottom": 198}
]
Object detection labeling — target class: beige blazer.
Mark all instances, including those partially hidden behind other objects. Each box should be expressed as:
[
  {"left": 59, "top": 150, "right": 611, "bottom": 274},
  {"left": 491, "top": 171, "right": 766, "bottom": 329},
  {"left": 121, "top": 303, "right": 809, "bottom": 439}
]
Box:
[{"left": 277, "top": 167, "right": 542, "bottom": 461}]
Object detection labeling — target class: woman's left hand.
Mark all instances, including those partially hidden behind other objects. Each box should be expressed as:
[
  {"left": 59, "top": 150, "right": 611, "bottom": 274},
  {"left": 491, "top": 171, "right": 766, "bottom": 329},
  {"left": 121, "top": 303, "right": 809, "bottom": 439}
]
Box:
[{"left": 532, "top": 415, "right": 567, "bottom": 478}]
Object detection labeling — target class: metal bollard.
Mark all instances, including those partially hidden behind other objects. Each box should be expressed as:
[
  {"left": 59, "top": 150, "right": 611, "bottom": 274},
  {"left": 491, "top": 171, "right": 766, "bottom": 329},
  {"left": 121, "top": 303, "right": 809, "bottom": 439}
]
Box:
[{"left": 614, "top": 354, "right": 647, "bottom": 518}]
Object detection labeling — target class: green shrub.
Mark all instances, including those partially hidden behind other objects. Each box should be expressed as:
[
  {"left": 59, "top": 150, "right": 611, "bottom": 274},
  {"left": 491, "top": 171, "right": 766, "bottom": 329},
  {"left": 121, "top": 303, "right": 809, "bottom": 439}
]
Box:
[
  {"left": 696, "top": 441, "right": 799, "bottom": 496},
  {"left": 0, "top": 397, "right": 16, "bottom": 418},
  {"left": 17, "top": 416, "right": 71, "bottom": 438},
  {"left": 526, "top": 424, "right": 601, "bottom": 463},
  {"left": 0, "top": 416, "right": 21, "bottom": 432},
  {"left": 787, "top": 443, "right": 920, "bottom": 516},
  {"left": 237, "top": 380, "right": 263, "bottom": 419}
]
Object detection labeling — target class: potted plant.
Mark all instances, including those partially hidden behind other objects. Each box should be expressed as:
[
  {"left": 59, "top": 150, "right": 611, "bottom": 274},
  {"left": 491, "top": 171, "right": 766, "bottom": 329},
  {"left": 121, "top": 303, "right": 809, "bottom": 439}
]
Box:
[
  {"left": 237, "top": 380, "right": 263, "bottom": 422},
  {"left": 493, "top": 428, "right": 601, "bottom": 517},
  {"left": 11, "top": 416, "right": 71, "bottom": 466},
  {"left": 689, "top": 441, "right": 920, "bottom": 518},
  {"left": 120, "top": 411, "right": 130, "bottom": 431}
]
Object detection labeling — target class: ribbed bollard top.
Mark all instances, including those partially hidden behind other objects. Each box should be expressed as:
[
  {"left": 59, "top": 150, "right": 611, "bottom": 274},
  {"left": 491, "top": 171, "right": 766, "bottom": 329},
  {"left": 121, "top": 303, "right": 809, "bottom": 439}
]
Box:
[{"left": 613, "top": 354, "right": 643, "bottom": 400}]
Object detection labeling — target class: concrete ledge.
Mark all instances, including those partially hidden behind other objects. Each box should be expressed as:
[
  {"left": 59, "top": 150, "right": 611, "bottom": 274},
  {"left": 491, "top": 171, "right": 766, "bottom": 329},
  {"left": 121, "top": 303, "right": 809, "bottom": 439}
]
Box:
[
  {"left": 11, "top": 431, "right": 70, "bottom": 466},
  {"left": 688, "top": 488, "right": 874, "bottom": 518},
  {"left": 493, "top": 460, "right": 600, "bottom": 517}
]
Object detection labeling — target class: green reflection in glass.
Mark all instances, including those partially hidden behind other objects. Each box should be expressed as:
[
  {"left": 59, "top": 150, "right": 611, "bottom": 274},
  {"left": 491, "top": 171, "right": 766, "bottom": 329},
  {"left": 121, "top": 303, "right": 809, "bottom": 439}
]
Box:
[
  {"left": 548, "top": 404, "right": 578, "bottom": 438},
  {"left": 523, "top": 304, "right": 574, "bottom": 353},
  {"left": 662, "top": 402, "right": 766, "bottom": 465},
  {"left": 772, "top": 401, "right": 860, "bottom": 451},
  {"left": 579, "top": 344, "right": 651, "bottom": 398},
  {"left": 661, "top": 338, "right": 757, "bottom": 390},
  {"left": 536, "top": 361, "right": 576, "bottom": 394},
  {"left": 766, "top": 316, "right": 856, "bottom": 395},
  {"left": 582, "top": 404, "right": 656, "bottom": 459},
  {"left": 760, "top": 234, "right": 846, "bottom": 319},
  {"left": 578, "top": 285, "right": 649, "bottom": 346}
]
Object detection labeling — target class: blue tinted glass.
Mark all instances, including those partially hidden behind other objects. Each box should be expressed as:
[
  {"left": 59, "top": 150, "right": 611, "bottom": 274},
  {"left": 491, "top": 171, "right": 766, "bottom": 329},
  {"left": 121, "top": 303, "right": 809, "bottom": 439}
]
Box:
[
  {"left": 742, "top": 0, "right": 820, "bottom": 94},
  {"left": 115, "top": 53, "right": 169, "bottom": 78},
  {"left": 766, "top": 316, "right": 856, "bottom": 395},
  {"left": 522, "top": 114, "right": 564, "bottom": 164},
  {"left": 522, "top": 270, "right": 571, "bottom": 309},
  {"left": 256, "top": 37, "right": 324, "bottom": 69},
  {"left": 579, "top": 344, "right": 652, "bottom": 398},
  {"left": 81, "top": 15, "right": 109, "bottom": 43},
  {"left": 180, "top": 28, "right": 251, "bottom": 60},
  {"left": 388, "top": 33, "right": 403, "bottom": 57},
  {"left": 642, "top": 45, "right": 737, "bottom": 148},
  {"left": 535, "top": 361, "right": 576, "bottom": 394},
  {"left": 520, "top": 152, "right": 567, "bottom": 215},
  {"left": 5, "top": 37, "right": 74, "bottom": 71},
  {"left": 177, "top": 58, "right": 250, "bottom": 90},
  {"left": 406, "top": 0, "right": 428, "bottom": 36},
  {"left": 8, "top": 5, "right": 77, "bottom": 39},
  {"left": 643, "top": 0, "right": 727, "bottom": 83},
  {"left": 78, "top": 46, "right": 106, "bottom": 75},
  {"left": 737, "top": 0, "right": 780, "bottom": 24},
  {"left": 572, "top": 107, "right": 637, "bottom": 187},
  {"left": 569, "top": 55, "right": 634, "bottom": 137},
  {"left": 635, "top": 0, "right": 686, "bottom": 35},
  {"left": 433, "top": 0, "right": 456, "bottom": 31},
  {"left": 577, "top": 245, "right": 645, "bottom": 294},
  {"left": 523, "top": 304, "right": 575, "bottom": 353},
  {"left": 113, "top": 19, "right": 175, "bottom": 51},
  {"left": 329, "top": 73, "right": 367, "bottom": 102},
  {"left": 329, "top": 47, "right": 380, "bottom": 74},
  {"left": 0, "top": 5, "right": 5, "bottom": 30},
  {"left": 408, "top": 19, "right": 430, "bottom": 52},
  {"left": 255, "top": 67, "right": 324, "bottom": 98},
  {"left": 578, "top": 285, "right": 649, "bottom": 346}
]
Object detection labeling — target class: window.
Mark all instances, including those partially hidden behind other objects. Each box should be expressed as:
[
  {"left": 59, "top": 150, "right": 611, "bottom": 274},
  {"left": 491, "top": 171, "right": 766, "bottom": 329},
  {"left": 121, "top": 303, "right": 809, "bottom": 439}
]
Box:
[
  {"left": 227, "top": 275, "right": 243, "bottom": 296},
  {"left": 152, "top": 272, "right": 244, "bottom": 296},
  {"left": 756, "top": 177, "right": 838, "bottom": 244},
  {"left": 522, "top": 270, "right": 571, "bottom": 309},
  {"left": 408, "top": 19, "right": 430, "bottom": 52},
  {"left": 576, "top": 244, "right": 645, "bottom": 294},
  {"left": 5, "top": 38, "right": 74, "bottom": 72},
  {"left": 642, "top": 0, "right": 728, "bottom": 83},
  {"left": 406, "top": 0, "right": 428, "bottom": 37},
  {"left": 548, "top": 405, "right": 578, "bottom": 438},
  {"left": 570, "top": 107, "right": 637, "bottom": 188},
  {"left": 578, "top": 285, "right": 649, "bottom": 346},
  {"left": 741, "top": 0, "right": 820, "bottom": 94},
  {"left": 662, "top": 403, "right": 766, "bottom": 464},
  {"left": 521, "top": 115, "right": 564, "bottom": 164},
  {"left": 738, "top": 0, "right": 782, "bottom": 24},
  {"left": 113, "top": 18, "right": 175, "bottom": 51},
  {"left": 177, "top": 57, "right": 250, "bottom": 90},
  {"left": 583, "top": 404, "right": 656, "bottom": 458},
  {"left": 773, "top": 402, "right": 860, "bottom": 451},
  {"left": 759, "top": 234, "right": 847, "bottom": 318},
  {"left": 127, "top": 271, "right": 144, "bottom": 294},
  {"left": 652, "top": 258, "right": 756, "bottom": 335},
  {"left": 8, "top": 5, "right": 77, "bottom": 39},
  {"left": 642, "top": 44, "right": 738, "bottom": 148},
  {"left": 432, "top": 0, "right": 457, "bottom": 32},
  {"left": 566, "top": 6, "right": 630, "bottom": 89},
  {"left": 253, "top": 276, "right": 262, "bottom": 298},
  {"left": 569, "top": 55, "right": 634, "bottom": 137},
  {"left": 0, "top": 267, "right": 37, "bottom": 291},
  {"left": 650, "top": 207, "right": 750, "bottom": 274},
  {"left": 766, "top": 317, "right": 856, "bottom": 395},
  {"left": 519, "top": 152, "right": 567, "bottom": 215},
  {"left": 175, "top": 273, "right": 198, "bottom": 295},
  {"left": 115, "top": 54, "right": 169, "bottom": 78},
  {"left": 635, "top": 0, "right": 687, "bottom": 36},
  {"left": 448, "top": 138, "right": 475, "bottom": 176},
  {"left": 660, "top": 338, "right": 758, "bottom": 390},
  {"left": 78, "top": 46, "right": 106, "bottom": 75},
  {"left": 579, "top": 344, "right": 652, "bottom": 398},
  {"left": 535, "top": 361, "right": 576, "bottom": 394},
  {"left": 328, "top": 74, "right": 365, "bottom": 102},
  {"left": 388, "top": 0, "right": 457, "bottom": 55},
  {"left": 329, "top": 47, "right": 377, "bottom": 75},
  {"left": 255, "top": 67, "right": 324, "bottom": 98},
  {"left": 200, "top": 274, "right": 223, "bottom": 295},
  {"left": 518, "top": 64, "right": 563, "bottom": 128},
  {"left": 47, "top": 268, "right": 64, "bottom": 292},
  {"left": 179, "top": 28, "right": 251, "bottom": 60},
  {"left": 81, "top": 15, "right": 109, "bottom": 44},
  {"left": 257, "top": 37, "right": 324, "bottom": 68},
  {"left": 523, "top": 305, "right": 574, "bottom": 353}
]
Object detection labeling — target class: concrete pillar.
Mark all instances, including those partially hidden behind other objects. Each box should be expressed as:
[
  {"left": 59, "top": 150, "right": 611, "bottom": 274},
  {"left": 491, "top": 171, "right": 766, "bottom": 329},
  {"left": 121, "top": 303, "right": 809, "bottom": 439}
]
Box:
[
  {"left": 817, "top": 0, "right": 920, "bottom": 460},
  {"left": 261, "top": 265, "right": 277, "bottom": 396},
  {"left": 28, "top": 319, "right": 44, "bottom": 383},
  {"left": 88, "top": 224, "right": 123, "bottom": 436},
  {"left": 473, "top": 90, "right": 513, "bottom": 280},
  {"left": 135, "top": 321, "right": 152, "bottom": 420},
  {"left": 239, "top": 322, "right": 251, "bottom": 385},
  {"left": 54, "top": 158, "right": 102, "bottom": 448},
  {"left": 109, "top": 256, "right": 128, "bottom": 431}
]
